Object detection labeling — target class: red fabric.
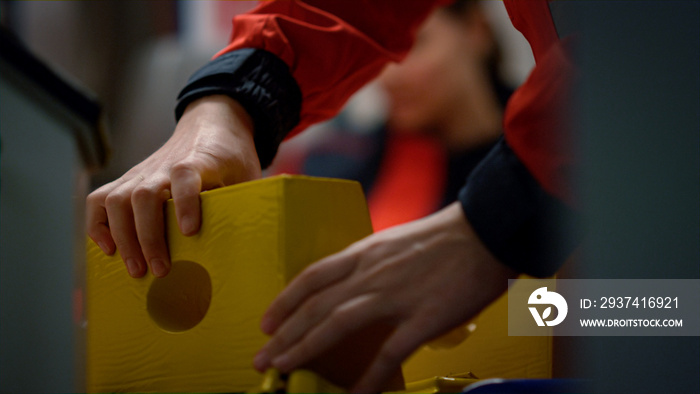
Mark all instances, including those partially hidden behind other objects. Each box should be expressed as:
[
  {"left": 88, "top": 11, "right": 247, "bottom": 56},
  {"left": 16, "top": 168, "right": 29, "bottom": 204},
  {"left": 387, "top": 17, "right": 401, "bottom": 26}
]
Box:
[
  {"left": 367, "top": 134, "right": 446, "bottom": 232},
  {"left": 219, "top": 0, "right": 449, "bottom": 137},
  {"left": 502, "top": 0, "right": 577, "bottom": 206},
  {"left": 217, "top": 0, "right": 576, "bottom": 206},
  {"left": 503, "top": 0, "right": 559, "bottom": 65}
]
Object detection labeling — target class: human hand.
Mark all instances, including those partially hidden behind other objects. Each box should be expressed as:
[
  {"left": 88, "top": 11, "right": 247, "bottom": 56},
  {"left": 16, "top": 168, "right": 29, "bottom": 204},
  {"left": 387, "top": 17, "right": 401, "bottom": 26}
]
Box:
[
  {"left": 87, "top": 95, "right": 261, "bottom": 278},
  {"left": 253, "top": 202, "right": 517, "bottom": 393}
]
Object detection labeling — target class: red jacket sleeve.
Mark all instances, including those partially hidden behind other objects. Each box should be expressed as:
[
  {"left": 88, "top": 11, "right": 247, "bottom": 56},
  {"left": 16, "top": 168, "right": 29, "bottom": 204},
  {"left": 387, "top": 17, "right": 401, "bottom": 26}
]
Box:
[
  {"left": 216, "top": 0, "right": 448, "bottom": 138},
  {"left": 502, "top": 0, "right": 577, "bottom": 206},
  {"left": 456, "top": 0, "right": 578, "bottom": 276}
]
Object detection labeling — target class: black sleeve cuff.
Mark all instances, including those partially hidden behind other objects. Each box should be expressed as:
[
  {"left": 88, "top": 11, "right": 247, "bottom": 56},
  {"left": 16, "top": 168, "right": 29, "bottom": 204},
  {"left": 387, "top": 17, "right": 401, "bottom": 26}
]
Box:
[
  {"left": 459, "top": 138, "right": 579, "bottom": 277},
  {"left": 175, "top": 48, "right": 302, "bottom": 169}
]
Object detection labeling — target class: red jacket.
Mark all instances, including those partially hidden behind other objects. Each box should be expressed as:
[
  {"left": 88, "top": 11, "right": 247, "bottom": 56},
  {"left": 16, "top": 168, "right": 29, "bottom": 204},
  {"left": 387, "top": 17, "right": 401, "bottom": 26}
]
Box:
[
  {"left": 175, "top": 0, "right": 579, "bottom": 276},
  {"left": 217, "top": 0, "right": 575, "bottom": 205}
]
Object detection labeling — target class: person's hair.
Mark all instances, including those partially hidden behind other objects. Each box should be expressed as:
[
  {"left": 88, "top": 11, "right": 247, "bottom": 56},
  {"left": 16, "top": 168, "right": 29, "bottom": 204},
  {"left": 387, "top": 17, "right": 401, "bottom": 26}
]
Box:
[
  {"left": 442, "top": 0, "right": 509, "bottom": 105},
  {"left": 443, "top": 0, "right": 479, "bottom": 17}
]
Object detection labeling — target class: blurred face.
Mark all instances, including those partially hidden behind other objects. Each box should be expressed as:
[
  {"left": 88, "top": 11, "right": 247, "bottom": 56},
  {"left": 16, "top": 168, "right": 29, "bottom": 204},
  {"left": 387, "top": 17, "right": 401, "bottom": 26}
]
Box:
[{"left": 379, "top": 10, "right": 488, "bottom": 133}]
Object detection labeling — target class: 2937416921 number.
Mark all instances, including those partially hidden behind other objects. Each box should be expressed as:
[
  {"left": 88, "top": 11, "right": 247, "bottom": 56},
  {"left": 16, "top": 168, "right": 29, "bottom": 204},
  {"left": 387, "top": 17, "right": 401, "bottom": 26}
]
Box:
[{"left": 600, "top": 296, "right": 678, "bottom": 309}]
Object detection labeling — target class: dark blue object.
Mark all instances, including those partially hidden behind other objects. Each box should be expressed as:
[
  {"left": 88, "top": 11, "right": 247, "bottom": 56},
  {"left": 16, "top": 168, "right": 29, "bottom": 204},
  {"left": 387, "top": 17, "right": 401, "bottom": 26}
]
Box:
[{"left": 463, "top": 379, "right": 590, "bottom": 394}]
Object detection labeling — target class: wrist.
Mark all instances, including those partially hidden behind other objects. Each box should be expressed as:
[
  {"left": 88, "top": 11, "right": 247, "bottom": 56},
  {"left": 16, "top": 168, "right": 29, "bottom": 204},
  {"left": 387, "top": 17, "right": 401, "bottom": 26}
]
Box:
[
  {"left": 175, "top": 49, "right": 302, "bottom": 169},
  {"left": 179, "top": 95, "right": 253, "bottom": 138},
  {"left": 436, "top": 202, "right": 518, "bottom": 279}
]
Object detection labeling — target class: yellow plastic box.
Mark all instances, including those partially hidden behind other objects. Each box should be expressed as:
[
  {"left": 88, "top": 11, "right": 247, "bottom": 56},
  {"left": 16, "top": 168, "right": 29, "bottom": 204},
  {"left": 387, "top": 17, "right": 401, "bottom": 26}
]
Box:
[
  {"left": 85, "top": 175, "right": 375, "bottom": 393},
  {"left": 402, "top": 277, "right": 553, "bottom": 387}
]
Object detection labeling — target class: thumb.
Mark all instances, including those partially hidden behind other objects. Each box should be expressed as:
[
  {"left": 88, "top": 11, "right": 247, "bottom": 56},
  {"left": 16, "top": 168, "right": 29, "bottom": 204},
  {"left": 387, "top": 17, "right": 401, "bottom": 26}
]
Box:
[{"left": 170, "top": 163, "right": 205, "bottom": 236}]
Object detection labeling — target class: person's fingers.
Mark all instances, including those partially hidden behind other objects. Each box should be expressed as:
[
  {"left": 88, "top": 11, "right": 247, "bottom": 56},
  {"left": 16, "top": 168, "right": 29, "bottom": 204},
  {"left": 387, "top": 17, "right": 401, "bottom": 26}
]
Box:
[
  {"left": 260, "top": 252, "right": 358, "bottom": 335},
  {"left": 132, "top": 180, "right": 172, "bottom": 278},
  {"left": 86, "top": 185, "right": 117, "bottom": 255},
  {"left": 104, "top": 182, "right": 147, "bottom": 278},
  {"left": 256, "top": 278, "right": 359, "bottom": 371},
  {"left": 268, "top": 293, "right": 385, "bottom": 374},
  {"left": 262, "top": 294, "right": 333, "bottom": 359},
  {"left": 350, "top": 317, "right": 430, "bottom": 394}
]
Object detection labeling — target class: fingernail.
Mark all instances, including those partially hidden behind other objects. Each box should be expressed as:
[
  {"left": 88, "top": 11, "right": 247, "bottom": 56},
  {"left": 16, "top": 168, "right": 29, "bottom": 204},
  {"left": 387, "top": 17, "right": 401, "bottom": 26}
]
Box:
[
  {"left": 180, "top": 215, "right": 196, "bottom": 236},
  {"left": 253, "top": 350, "right": 268, "bottom": 371},
  {"left": 98, "top": 242, "right": 112, "bottom": 255},
  {"left": 151, "top": 259, "right": 168, "bottom": 277},
  {"left": 272, "top": 354, "right": 291, "bottom": 372},
  {"left": 125, "top": 258, "right": 140, "bottom": 277},
  {"left": 260, "top": 315, "right": 274, "bottom": 334}
]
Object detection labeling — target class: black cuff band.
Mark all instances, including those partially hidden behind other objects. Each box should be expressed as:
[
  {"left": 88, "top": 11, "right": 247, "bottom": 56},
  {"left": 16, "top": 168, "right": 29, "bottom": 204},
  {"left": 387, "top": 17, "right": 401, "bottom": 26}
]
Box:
[
  {"left": 175, "top": 48, "right": 302, "bottom": 169},
  {"left": 459, "top": 138, "right": 579, "bottom": 277}
]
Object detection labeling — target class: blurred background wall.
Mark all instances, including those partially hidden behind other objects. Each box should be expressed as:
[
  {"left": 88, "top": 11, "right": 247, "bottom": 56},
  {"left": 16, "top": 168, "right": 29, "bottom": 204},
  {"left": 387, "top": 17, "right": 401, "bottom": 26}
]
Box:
[{"left": 1, "top": 0, "right": 259, "bottom": 186}]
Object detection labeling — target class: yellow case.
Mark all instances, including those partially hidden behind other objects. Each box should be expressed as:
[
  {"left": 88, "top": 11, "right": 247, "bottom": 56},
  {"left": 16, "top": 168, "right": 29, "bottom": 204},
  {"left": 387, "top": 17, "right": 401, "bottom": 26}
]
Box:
[
  {"left": 85, "top": 175, "right": 373, "bottom": 393},
  {"left": 402, "top": 276, "right": 553, "bottom": 385}
]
